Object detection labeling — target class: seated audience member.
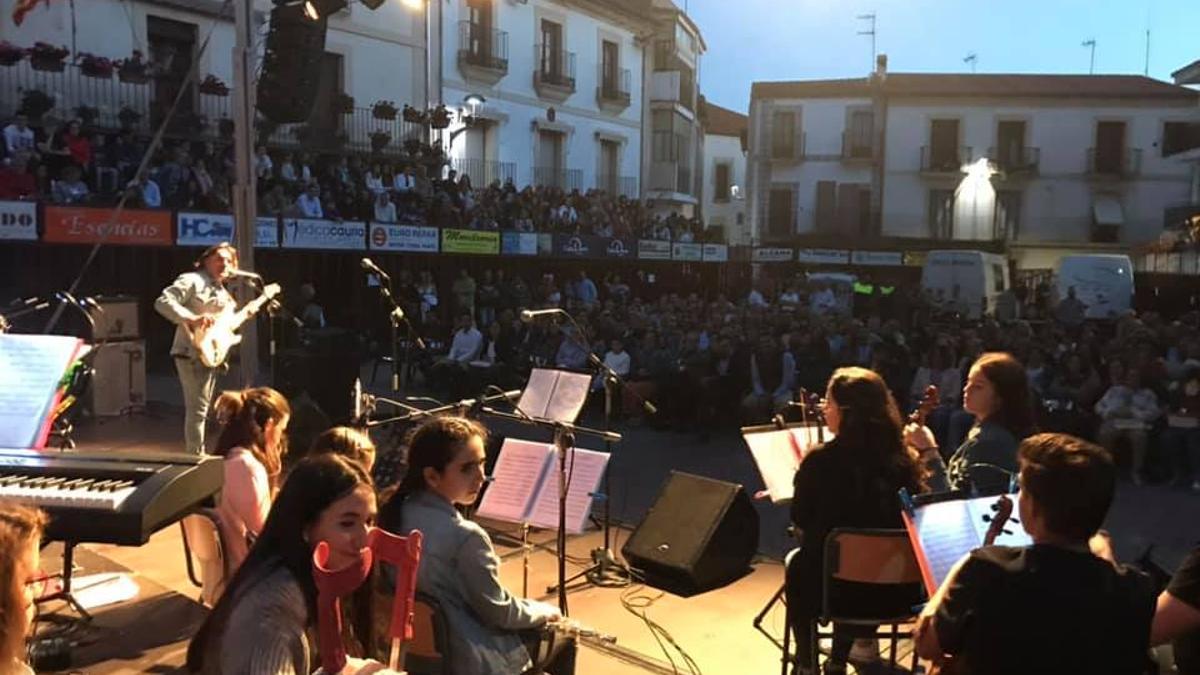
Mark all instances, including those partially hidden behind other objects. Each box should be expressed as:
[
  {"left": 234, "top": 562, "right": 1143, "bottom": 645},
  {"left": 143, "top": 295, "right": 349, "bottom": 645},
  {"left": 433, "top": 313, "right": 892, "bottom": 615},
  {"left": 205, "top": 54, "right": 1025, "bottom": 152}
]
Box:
[
  {"left": 187, "top": 455, "right": 398, "bottom": 675},
  {"left": 914, "top": 433, "right": 1157, "bottom": 675},
  {"left": 0, "top": 152, "right": 36, "bottom": 200},
  {"left": 1095, "top": 367, "right": 1161, "bottom": 485},
  {"left": 51, "top": 164, "right": 90, "bottom": 204},
  {"left": 126, "top": 170, "right": 161, "bottom": 208},
  {"left": 428, "top": 313, "right": 483, "bottom": 396},
  {"left": 378, "top": 416, "right": 573, "bottom": 675},
  {"left": 309, "top": 426, "right": 377, "bottom": 473},
  {"left": 3, "top": 114, "right": 36, "bottom": 157},
  {"left": 741, "top": 334, "right": 797, "bottom": 423},
  {"left": 786, "top": 368, "right": 926, "bottom": 674},
  {"left": 211, "top": 388, "right": 291, "bottom": 593},
  {"left": 594, "top": 338, "right": 631, "bottom": 392},
  {"left": 373, "top": 191, "right": 397, "bottom": 223},
  {"left": 295, "top": 182, "right": 323, "bottom": 218},
  {"left": 1152, "top": 545, "right": 1200, "bottom": 674},
  {"left": 1162, "top": 367, "right": 1200, "bottom": 491},
  {"left": 0, "top": 502, "right": 48, "bottom": 675}
]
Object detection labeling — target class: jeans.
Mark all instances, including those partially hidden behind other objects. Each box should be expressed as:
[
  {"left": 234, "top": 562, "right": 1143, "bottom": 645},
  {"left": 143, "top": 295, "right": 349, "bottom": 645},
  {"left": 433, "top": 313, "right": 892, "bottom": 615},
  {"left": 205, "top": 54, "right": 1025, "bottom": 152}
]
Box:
[{"left": 175, "top": 356, "right": 219, "bottom": 454}]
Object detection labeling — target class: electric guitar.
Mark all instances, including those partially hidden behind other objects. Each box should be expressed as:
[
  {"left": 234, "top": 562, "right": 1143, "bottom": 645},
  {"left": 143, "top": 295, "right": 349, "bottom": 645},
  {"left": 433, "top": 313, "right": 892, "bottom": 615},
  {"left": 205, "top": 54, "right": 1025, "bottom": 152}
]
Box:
[
  {"left": 928, "top": 494, "right": 1013, "bottom": 675},
  {"left": 187, "top": 283, "right": 281, "bottom": 367}
]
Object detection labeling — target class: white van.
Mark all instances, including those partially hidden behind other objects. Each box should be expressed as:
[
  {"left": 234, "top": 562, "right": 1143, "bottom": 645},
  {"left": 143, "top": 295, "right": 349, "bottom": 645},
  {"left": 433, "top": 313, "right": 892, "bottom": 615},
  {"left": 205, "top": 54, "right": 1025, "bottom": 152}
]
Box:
[
  {"left": 920, "top": 250, "right": 1010, "bottom": 319},
  {"left": 1056, "top": 254, "right": 1134, "bottom": 319}
]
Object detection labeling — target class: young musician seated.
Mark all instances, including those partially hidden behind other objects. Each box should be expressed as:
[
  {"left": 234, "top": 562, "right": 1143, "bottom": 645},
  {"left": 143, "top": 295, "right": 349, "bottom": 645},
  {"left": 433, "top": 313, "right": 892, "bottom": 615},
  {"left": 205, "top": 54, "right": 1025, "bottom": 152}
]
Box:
[
  {"left": 307, "top": 426, "right": 377, "bottom": 473},
  {"left": 377, "top": 415, "right": 574, "bottom": 675},
  {"left": 907, "top": 352, "right": 1034, "bottom": 495},
  {"left": 914, "top": 433, "right": 1158, "bottom": 674},
  {"left": 0, "top": 502, "right": 48, "bottom": 675},
  {"left": 187, "top": 454, "right": 398, "bottom": 675},
  {"left": 207, "top": 387, "right": 291, "bottom": 601},
  {"left": 786, "top": 367, "right": 926, "bottom": 674},
  {"left": 1151, "top": 544, "right": 1200, "bottom": 674}
]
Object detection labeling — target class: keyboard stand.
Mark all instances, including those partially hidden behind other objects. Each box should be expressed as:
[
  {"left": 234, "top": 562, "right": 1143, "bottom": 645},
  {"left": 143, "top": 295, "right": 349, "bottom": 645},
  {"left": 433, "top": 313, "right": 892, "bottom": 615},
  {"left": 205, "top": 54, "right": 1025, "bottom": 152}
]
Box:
[{"left": 38, "top": 541, "right": 93, "bottom": 623}]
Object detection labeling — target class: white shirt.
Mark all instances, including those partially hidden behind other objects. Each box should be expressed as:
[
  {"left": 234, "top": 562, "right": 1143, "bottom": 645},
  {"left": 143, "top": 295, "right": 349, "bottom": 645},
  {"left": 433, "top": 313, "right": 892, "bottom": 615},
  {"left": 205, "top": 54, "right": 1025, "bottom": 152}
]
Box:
[
  {"left": 296, "top": 193, "right": 323, "bottom": 218},
  {"left": 747, "top": 290, "right": 767, "bottom": 308},
  {"left": 365, "top": 172, "right": 384, "bottom": 192},
  {"left": 3, "top": 124, "right": 34, "bottom": 154},
  {"left": 448, "top": 327, "right": 483, "bottom": 363},
  {"left": 394, "top": 173, "right": 416, "bottom": 192},
  {"left": 254, "top": 153, "right": 273, "bottom": 179},
  {"left": 374, "top": 201, "right": 397, "bottom": 223},
  {"left": 603, "top": 350, "right": 631, "bottom": 377}
]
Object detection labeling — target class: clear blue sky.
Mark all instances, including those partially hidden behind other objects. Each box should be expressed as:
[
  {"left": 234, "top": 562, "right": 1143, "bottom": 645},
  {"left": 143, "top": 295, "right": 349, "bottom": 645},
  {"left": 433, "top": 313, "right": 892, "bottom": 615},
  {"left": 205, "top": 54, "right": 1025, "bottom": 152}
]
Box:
[{"left": 688, "top": 0, "right": 1200, "bottom": 113}]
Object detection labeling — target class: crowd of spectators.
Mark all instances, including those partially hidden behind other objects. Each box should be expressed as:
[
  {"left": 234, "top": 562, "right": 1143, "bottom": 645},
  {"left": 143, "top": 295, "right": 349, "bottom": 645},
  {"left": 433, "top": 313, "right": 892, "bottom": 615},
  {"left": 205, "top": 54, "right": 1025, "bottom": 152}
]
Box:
[
  {"left": 380, "top": 267, "right": 1200, "bottom": 490},
  {"left": 0, "top": 114, "right": 711, "bottom": 241}
]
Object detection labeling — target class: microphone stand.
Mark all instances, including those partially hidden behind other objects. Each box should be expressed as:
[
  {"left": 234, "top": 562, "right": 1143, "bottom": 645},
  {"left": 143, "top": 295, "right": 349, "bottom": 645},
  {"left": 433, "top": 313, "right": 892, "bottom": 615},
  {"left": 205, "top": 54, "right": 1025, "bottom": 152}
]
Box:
[
  {"left": 369, "top": 266, "right": 425, "bottom": 394},
  {"left": 533, "top": 310, "right": 655, "bottom": 593}
]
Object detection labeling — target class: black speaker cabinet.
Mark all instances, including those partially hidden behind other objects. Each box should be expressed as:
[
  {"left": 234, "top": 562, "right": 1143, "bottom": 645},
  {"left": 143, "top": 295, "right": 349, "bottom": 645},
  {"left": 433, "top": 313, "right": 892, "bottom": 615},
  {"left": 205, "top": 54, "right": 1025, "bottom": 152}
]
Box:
[{"left": 622, "top": 471, "right": 759, "bottom": 596}]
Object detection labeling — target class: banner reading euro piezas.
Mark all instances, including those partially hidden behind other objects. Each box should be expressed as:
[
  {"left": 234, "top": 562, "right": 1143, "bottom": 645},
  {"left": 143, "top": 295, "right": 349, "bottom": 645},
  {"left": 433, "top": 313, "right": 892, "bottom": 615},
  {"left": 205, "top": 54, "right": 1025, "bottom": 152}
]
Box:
[
  {"left": 369, "top": 224, "right": 439, "bottom": 253},
  {"left": 281, "top": 218, "right": 366, "bottom": 250}
]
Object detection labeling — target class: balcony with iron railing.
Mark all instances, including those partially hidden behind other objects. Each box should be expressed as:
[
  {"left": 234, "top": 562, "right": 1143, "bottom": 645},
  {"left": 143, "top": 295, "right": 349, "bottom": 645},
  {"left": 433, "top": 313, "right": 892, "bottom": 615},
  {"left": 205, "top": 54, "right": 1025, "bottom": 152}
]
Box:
[
  {"left": 988, "top": 146, "right": 1040, "bottom": 175},
  {"left": 533, "top": 45, "right": 576, "bottom": 102},
  {"left": 920, "top": 145, "right": 971, "bottom": 174},
  {"left": 531, "top": 166, "right": 581, "bottom": 191},
  {"left": 458, "top": 21, "right": 508, "bottom": 84},
  {"left": 596, "top": 67, "right": 631, "bottom": 111},
  {"left": 450, "top": 157, "right": 516, "bottom": 187},
  {"left": 1086, "top": 147, "right": 1142, "bottom": 179},
  {"left": 841, "top": 131, "right": 874, "bottom": 161},
  {"left": 597, "top": 174, "right": 638, "bottom": 199}
]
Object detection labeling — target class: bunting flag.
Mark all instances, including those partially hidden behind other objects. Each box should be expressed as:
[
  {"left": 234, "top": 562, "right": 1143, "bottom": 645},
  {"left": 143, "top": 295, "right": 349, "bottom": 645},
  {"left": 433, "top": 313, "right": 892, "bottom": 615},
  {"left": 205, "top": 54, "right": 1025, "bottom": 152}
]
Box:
[{"left": 12, "top": 0, "right": 50, "bottom": 26}]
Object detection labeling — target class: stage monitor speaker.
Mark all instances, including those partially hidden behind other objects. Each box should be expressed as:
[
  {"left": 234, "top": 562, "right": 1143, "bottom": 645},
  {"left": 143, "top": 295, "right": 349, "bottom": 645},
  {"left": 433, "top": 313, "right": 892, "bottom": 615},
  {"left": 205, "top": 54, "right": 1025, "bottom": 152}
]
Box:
[
  {"left": 90, "top": 339, "right": 146, "bottom": 416},
  {"left": 622, "top": 471, "right": 759, "bottom": 596},
  {"left": 257, "top": 3, "right": 328, "bottom": 124}
]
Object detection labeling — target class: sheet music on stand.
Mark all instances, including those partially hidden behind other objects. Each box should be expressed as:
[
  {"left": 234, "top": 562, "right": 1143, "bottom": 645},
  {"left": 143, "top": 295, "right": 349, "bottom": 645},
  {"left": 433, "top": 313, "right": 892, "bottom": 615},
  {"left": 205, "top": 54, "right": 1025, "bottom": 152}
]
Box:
[
  {"left": 741, "top": 423, "right": 833, "bottom": 504},
  {"left": 476, "top": 438, "right": 610, "bottom": 534},
  {"left": 517, "top": 368, "right": 592, "bottom": 424},
  {"left": 0, "top": 334, "right": 86, "bottom": 448},
  {"left": 899, "top": 490, "right": 1033, "bottom": 595}
]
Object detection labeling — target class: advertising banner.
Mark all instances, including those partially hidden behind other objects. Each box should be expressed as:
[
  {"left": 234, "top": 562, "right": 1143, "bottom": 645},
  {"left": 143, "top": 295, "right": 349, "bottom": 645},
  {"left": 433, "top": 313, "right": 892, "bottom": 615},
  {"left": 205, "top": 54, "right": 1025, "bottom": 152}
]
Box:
[
  {"left": 281, "top": 218, "right": 367, "bottom": 250},
  {"left": 441, "top": 228, "right": 499, "bottom": 255},
  {"left": 256, "top": 217, "right": 279, "bottom": 248},
  {"left": 796, "top": 248, "right": 850, "bottom": 265},
  {"left": 501, "top": 231, "right": 538, "bottom": 256},
  {"left": 672, "top": 242, "right": 703, "bottom": 261},
  {"left": 43, "top": 206, "right": 172, "bottom": 245},
  {"left": 177, "top": 213, "right": 279, "bottom": 248},
  {"left": 850, "top": 250, "right": 903, "bottom": 266},
  {"left": 0, "top": 200, "right": 37, "bottom": 241},
  {"left": 701, "top": 243, "right": 728, "bottom": 262},
  {"left": 638, "top": 239, "right": 672, "bottom": 260},
  {"left": 752, "top": 247, "right": 794, "bottom": 263},
  {"left": 602, "top": 238, "right": 636, "bottom": 259},
  {"left": 554, "top": 234, "right": 604, "bottom": 259},
  {"left": 369, "top": 224, "right": 439, "bottom": 253}
]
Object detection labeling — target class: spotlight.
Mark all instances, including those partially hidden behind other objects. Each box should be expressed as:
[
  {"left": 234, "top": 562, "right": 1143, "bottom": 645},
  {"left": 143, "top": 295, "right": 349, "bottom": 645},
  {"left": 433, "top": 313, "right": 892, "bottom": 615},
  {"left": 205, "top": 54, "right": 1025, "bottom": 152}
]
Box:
[{"left": 302, "top": 0, "right": 347, "bottom": 20}]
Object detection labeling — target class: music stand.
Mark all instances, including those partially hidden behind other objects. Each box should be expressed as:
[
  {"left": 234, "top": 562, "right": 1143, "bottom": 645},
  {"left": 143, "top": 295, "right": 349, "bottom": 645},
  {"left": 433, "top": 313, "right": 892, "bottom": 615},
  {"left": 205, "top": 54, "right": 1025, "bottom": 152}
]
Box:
[{"left": 479, "top": 368, "right": 620, "bottom": 615}]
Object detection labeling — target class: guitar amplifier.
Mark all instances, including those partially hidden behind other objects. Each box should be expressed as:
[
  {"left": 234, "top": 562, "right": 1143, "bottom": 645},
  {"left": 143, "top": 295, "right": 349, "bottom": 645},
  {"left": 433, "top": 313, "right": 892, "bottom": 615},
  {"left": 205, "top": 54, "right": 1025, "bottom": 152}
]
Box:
[
  {"left": 89, "top": 295, "right": 140, "bottom": 341},
  {"left": 90, "top": 340, "right": 147, "bottom": 416}
]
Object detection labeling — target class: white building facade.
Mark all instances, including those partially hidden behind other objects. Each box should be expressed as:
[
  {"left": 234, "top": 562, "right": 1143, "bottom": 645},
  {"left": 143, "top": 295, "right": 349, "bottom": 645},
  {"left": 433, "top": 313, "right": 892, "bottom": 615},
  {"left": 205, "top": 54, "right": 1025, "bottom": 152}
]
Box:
[
  {"left": 747, "top": 67, "right": 1200, "bottom": 268},
  {"left": 0, "top": 0, "right": 426, "bottom": 140},
  {"left": 699, "top": 100, "right": 748, "bottom": 244},
  {"left": 439, "top": 0, "right": 651, "bottom": 196}
]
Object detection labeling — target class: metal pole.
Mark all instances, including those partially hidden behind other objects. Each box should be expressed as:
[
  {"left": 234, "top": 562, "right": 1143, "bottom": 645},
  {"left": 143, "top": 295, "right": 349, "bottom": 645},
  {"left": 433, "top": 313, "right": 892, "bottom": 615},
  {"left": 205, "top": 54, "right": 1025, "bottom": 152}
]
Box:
[{"left": 232, "top": 0, "right": 260, "bottom": 385}]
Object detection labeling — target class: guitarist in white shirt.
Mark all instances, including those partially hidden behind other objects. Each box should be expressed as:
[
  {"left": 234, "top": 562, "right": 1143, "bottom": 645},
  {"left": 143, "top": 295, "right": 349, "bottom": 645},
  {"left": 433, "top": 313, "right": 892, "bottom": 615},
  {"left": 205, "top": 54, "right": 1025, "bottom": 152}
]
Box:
[{"left": 155, "top": 242, "right": 239, "bottom": 454}]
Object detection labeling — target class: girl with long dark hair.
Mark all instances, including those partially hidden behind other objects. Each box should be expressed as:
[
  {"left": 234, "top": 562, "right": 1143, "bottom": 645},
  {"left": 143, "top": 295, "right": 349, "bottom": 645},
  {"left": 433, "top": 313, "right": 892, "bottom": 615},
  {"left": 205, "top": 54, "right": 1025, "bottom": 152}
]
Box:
[
  {"left": 187, "top": 454, "right": 394, "bottom": 674},
  {"left": 377, "top": 416, "right": 572, "bottom": 675},
  {"left": 908, "top": 352, "right": 1035, "bottom": 494},
  {"left": 787, "top": 367, "right": 926, "bottom": 674}
]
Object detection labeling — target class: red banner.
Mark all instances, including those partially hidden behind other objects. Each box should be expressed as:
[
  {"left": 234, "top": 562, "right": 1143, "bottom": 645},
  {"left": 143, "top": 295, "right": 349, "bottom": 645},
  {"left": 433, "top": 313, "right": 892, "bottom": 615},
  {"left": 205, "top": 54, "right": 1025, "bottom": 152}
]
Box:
[{"left": 43, "top": 206, "right": 173, "bottom": 246}]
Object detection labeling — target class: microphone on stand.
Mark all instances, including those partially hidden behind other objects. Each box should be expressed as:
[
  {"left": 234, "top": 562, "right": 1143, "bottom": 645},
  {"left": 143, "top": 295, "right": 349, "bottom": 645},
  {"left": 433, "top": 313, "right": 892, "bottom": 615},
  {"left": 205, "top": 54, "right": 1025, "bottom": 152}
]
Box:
[
  {"left": 227, "top": 269, "right": 263, "bottom": 282},
  {"left": 520, "top": 308, "right": 564, "bottom": 323},
  {"left": 360, "top": 257, "right": 390, "bottom": 282}
]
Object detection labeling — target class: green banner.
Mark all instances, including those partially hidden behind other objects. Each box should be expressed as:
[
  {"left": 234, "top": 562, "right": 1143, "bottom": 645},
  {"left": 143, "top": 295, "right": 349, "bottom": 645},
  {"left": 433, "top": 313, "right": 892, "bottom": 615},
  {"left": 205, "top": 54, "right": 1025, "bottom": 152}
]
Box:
[{"left": 442, "top": 228, "right": 499, "bottom": 255}]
